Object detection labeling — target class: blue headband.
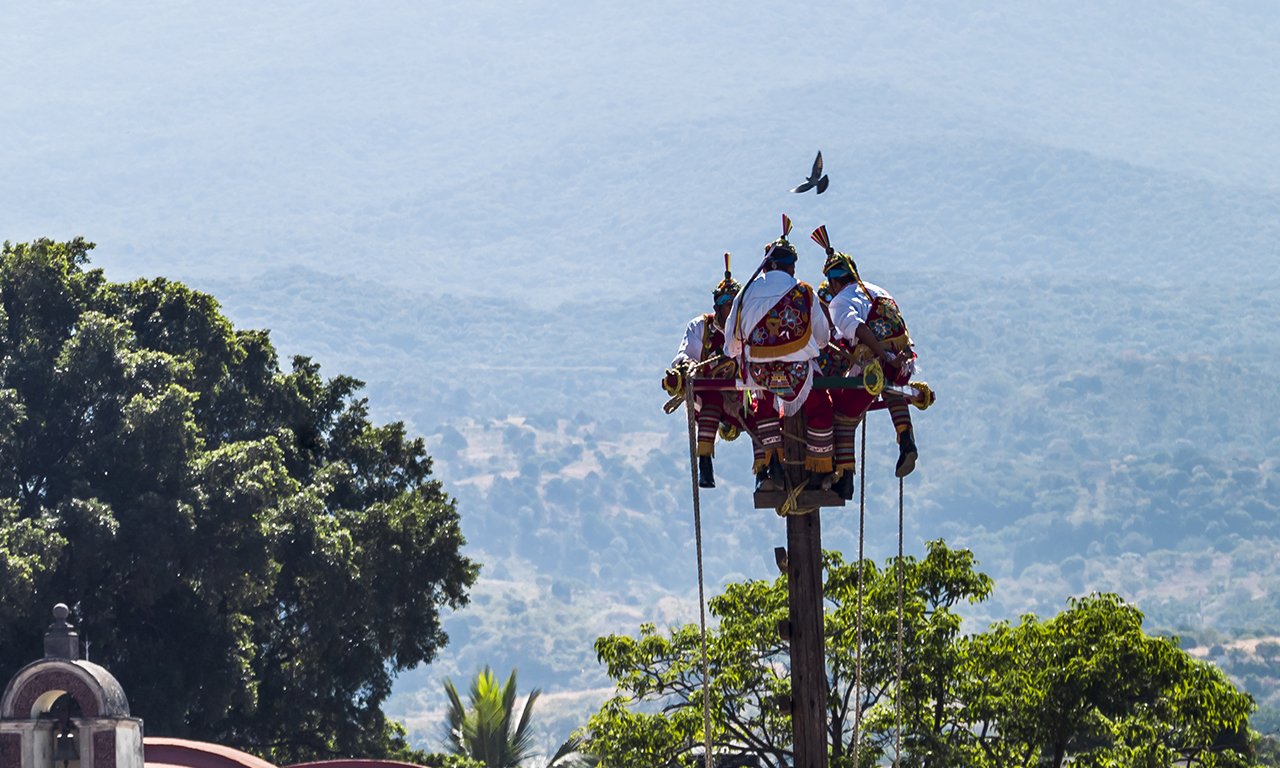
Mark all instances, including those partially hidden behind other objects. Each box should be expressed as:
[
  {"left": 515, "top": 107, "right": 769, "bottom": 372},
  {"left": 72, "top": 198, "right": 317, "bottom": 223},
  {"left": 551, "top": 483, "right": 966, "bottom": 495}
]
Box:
[{"left": 765, "top": 244, "right": 797, "bottom": 265}]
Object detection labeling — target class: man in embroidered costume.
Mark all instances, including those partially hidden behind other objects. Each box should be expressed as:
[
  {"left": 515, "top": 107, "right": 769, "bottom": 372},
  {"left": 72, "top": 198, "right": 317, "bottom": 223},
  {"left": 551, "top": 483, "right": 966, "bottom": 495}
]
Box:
[
  {"left": 814, "top": 279, "right": 856, "bottom": 381},
  {"left": 724, "top": 216, "right": 834, "bottom": 491},
  {"left": 814, "top": 225, "right": 920, "bottom": 478},
  {"left": 811, "top": 274, "right": 862, "bottom": 498},
  {"left": 663, "top": 254, "right": 747, "bottom": 488}
]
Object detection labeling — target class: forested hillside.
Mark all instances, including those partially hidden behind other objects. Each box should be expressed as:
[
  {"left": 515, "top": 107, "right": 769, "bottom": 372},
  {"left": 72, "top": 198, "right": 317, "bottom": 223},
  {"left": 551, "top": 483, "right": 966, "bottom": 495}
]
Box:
[
  {"left": 203, "top": 134, "right": 1280, "bottom": 741},
  {"left": 5, "top": 0, "right": 1278, "bottom": 754}
]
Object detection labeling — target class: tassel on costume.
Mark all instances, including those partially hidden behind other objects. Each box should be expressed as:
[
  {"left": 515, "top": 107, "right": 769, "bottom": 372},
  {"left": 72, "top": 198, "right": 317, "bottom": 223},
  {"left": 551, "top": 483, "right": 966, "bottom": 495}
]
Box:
[
  {"left": 805, "top": 424, "right": 834, "bottom": 474},
  {"left": 834, "top": 414, "right": 859, "bottom": 473},
  {"left": 805, "top": 455, "right": 834, "bottom": 474},
  {"left": 753, "top": 446, "right": 782, "bottom": 474}
]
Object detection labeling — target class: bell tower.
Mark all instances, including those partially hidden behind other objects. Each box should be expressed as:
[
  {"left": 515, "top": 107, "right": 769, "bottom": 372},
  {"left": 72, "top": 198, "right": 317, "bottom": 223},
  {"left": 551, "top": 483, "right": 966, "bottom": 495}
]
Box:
[{"left": 0, "top": 605, "right": 143, "bottom": 768}]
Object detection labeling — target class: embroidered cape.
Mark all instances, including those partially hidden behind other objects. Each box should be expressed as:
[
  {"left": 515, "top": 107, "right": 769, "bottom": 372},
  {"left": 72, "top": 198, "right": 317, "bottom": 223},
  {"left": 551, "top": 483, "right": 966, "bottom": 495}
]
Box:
[{"left": 746, "top": 284, "right": 815, "bottom": 359}]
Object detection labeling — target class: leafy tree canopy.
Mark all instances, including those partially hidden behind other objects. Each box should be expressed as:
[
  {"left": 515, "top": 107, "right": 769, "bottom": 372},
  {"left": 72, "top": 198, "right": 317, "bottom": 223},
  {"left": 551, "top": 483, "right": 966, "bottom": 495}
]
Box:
[
  {"left": 0, "top": 238, "right": 478, "bottom": 762},
  {"left": 585, "top": 540, "right": 1256, "bottom": 768},
  {"left": 444, "top": 666, "right": 596, "bottom": 768}
]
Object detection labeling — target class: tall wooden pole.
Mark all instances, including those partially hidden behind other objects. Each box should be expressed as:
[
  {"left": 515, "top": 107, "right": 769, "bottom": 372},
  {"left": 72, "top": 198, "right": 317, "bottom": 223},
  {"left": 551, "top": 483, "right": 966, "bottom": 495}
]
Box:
[
  {"left": 757, "top": 412, "right": 839, "bottom": 768},
  {"left": 786, "top": 509, "right": 828, "bottom": 768}
]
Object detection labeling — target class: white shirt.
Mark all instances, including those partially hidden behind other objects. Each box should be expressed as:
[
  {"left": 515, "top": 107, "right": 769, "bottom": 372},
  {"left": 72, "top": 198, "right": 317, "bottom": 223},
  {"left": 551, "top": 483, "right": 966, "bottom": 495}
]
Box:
[
  {"left": 828, "top": 280, "right": 892, "bottom": 342},
  {"left": 829, "top": 280, "right": 917, "bottom": 378},
  {"left": 724, "top": 270, "right": 830, "bottom": 362},
  {"left": 672, "top": 314, "right": 713, "bottom": 367}
]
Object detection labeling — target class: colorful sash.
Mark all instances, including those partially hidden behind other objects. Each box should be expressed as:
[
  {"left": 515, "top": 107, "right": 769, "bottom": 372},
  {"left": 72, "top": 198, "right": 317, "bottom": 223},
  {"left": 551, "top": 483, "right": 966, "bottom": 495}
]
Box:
[
  {"left": 863, "top": 295, "right": 915, "bottom": 386},
  {"left": 817, "top": 338, "right": 855, "bottom": 377},
  {"left": 698, "top": 314, "right": 739, "bottom": 380},
  {"left": 866, "top": 296, "right": 912, "bottom": 352},
  {"left": 746, "top": 284, "right": 814, "bottom": 359},
  {"left": 699, "top": 313, "right": 724, "bottom": 363},
  {"left": 747, "top": 360, "right": 811, "bottom": 399}
]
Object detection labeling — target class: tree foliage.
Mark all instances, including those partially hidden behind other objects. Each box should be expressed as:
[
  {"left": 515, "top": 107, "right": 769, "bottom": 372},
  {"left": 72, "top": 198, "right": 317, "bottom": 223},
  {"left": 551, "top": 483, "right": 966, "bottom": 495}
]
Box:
[
  {"left": 584, "top": 540, "right": 1256, "bottom": 767},
  {"left": 964, "top": 593, "right": 1254, "bottom": 766},
  {"left": 443, "top": 667, "right": 596, "bottom": 768},
  {"left": 0, "top": 238, "right": 478, "bottom": 761}
]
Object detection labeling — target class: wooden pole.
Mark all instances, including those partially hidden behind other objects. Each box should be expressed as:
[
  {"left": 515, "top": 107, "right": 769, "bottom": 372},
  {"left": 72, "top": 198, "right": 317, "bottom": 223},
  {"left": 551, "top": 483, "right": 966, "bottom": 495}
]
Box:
[
  {"left": 787, "top": 509, "right": 827, "bottom": 768},
  {"left": 776, "top": 409, "right": 829, "bottom": 768}
]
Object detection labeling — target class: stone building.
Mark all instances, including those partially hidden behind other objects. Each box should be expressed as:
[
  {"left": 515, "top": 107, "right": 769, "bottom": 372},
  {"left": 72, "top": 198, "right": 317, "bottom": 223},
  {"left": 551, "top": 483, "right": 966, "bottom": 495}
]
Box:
[{"left": 0, "top": 606, "right": 421, "bottom": 768}]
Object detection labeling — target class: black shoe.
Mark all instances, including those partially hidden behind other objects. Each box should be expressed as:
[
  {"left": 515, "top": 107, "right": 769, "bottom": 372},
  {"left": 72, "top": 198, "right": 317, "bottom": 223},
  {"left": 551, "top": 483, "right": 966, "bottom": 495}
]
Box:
[
  {"left": 895, "top": 432, "right": 918, "bottom": 478},
  {"left": 767, "top": 456, "right": 786, "bottom": 487},
  {"left": 756, "top": 468, "right": 779, "bottom": 492},
  {"left": 806, "top": 471, "right": 837, "bottom": 491},
  {"left": 835, "top": 470, "right": 855, "bottom": 500},
  {"left": 698, "top": 455, "right": 715, "bottom": 488}
]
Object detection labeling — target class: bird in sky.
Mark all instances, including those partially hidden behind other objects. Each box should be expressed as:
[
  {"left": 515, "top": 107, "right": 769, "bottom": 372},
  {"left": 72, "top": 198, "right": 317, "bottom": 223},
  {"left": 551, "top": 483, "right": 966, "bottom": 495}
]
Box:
[{"left": 790, "top": 151, "right": 829, "bottom": 194}]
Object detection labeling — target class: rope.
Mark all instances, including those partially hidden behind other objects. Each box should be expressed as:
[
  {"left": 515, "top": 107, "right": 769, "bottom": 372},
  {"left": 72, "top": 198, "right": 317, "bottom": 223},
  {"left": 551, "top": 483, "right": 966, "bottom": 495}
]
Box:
[
  {"left": 895, "top": 475, "right": 905, "bottom": 766},
  {"left": 851, "top": 418, "right": 867, "bottom": 768},
  {"left": 777, "top": 467, "right": 807, "bottom": 517},
  {"left": 683, "top": 380, "right": 714, "bottom": 768}
]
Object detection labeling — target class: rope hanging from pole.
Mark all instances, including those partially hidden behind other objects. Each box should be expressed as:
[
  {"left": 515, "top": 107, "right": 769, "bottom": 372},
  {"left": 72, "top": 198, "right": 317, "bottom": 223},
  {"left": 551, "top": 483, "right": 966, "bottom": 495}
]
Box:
[
  {"left": 852, "top": 418, "right": 867, "bottom": 768},
  {"left": 895, "top": 475, "right": 905, "bottom": 766},
  {"left": 682, "top": 379, "right": 714, "bottom": 768}
]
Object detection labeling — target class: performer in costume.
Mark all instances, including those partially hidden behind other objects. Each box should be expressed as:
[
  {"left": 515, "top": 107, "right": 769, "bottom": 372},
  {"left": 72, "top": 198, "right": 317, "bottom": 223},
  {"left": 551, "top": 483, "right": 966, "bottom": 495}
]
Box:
[
  {"left": 663, "top": 254, "right": 748, "bottom": 488},
  {"left": 817, "top": 280, "right": 835, "bottom": 306},
  {"left": 813, "top": 225, "right": 920, "bottom": 479},
  {"left": 808, "top": 242, "right": 875, "bottom": 499},
  {"left": 814, "top": 279, "right": 855, "bottom": 381},
  {"left": 725, "top": 215, "right": 834, "bottom": 491}
]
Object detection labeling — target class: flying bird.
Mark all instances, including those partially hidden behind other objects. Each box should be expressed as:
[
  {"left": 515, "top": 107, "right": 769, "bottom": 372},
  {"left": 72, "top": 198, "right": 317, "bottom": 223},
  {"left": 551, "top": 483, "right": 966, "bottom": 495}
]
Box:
[{"left": 790, "top": 151, "right": 829, "bottom": 194}]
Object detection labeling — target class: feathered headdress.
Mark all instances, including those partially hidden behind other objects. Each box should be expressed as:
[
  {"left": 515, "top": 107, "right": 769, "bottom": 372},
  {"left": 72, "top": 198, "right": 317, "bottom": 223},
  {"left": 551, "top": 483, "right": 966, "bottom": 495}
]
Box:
[
  {"left": 811, "top": 225, "right": 855, "bottom": 276},
  {"left": 812, "top": 225, "right": 870, "bottom": 299},
  {"left": 713, "top": 252, "right": 740, "bottom": 306},
  {"left": 764, "top": 214, "right": 798, "bottom": 264}
]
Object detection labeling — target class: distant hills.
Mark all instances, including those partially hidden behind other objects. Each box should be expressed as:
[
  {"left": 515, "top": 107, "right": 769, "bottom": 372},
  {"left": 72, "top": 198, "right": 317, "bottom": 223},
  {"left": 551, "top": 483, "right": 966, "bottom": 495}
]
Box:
[
  {"left": 200, "top": 126, "right": 1280, "bottom": 735},
  {"left": 5, "top": 0, "right": 1278, "bottom": 750}
]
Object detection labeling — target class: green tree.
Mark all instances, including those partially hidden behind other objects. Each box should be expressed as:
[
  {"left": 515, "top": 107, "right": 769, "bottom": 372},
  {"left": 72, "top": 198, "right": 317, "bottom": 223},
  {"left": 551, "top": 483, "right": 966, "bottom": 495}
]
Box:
[
  {"left": 963, "top": 593, "right": 1254, "bottom": 767},
  {"left": 444, "top": 667, "right": 596, "bottom": 768},
  {"left": 1255, "top": 734, "right": 1280, "bottom": 767},
  {"left": 584, "top": 541, "right": 1256, "bottom": 768},
  {"left": 586, "top": 541, "right": 990, "bottom": 767},
  {"left": 0, "top": 238, "right": 478, "bottom": 761}
]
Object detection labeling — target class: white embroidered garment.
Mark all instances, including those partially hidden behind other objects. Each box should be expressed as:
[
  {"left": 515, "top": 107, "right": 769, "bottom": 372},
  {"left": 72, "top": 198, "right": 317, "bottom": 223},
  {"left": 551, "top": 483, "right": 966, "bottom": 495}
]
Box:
[
  {"left": 672, "top": 314, "right": 709, "bottom": 367},
  {"left": 724, "top": 270, "right": 830, "bottom": 361},
  {"left": 827, "top": 280, "right": 891, "bottom": 339},
  {"left": 724, "top": 270, "right": 830, "bottom": 415},
  {"left": 829, "top": 280, "right": 916, "bottom": 378}
]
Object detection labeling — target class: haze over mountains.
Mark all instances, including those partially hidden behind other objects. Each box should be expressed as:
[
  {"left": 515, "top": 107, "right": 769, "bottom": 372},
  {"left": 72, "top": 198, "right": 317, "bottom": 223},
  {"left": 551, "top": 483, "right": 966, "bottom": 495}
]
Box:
[
  {"left": 5, "top": 1, "right": 1279, "bottom": 296},
  {"left": 4, "top": 0, "right": 1279, "bottom": 751}
]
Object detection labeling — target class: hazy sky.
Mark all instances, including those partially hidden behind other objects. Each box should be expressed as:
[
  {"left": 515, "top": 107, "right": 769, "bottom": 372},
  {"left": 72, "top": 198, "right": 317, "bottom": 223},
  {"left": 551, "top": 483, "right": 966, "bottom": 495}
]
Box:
[{"left": 3, "top": 1, "right": 1277, "bottom": 299}]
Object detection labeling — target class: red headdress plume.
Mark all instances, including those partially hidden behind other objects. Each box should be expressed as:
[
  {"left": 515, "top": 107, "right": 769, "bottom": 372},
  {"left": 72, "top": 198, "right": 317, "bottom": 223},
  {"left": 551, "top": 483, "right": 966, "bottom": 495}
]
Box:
[
  {"left": 813, "top": 225, "right": 869, "bottom": 300},
  {"left": 811, "top": 225, "right": 833, "bottom": 254}
]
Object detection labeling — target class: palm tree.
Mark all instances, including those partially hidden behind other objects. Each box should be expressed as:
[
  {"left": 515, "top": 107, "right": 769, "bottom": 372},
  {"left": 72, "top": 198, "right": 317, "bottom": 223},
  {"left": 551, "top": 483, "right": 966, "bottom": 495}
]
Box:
[{"left": 443, "top": 667, "right": 595, "bottom": 768}]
